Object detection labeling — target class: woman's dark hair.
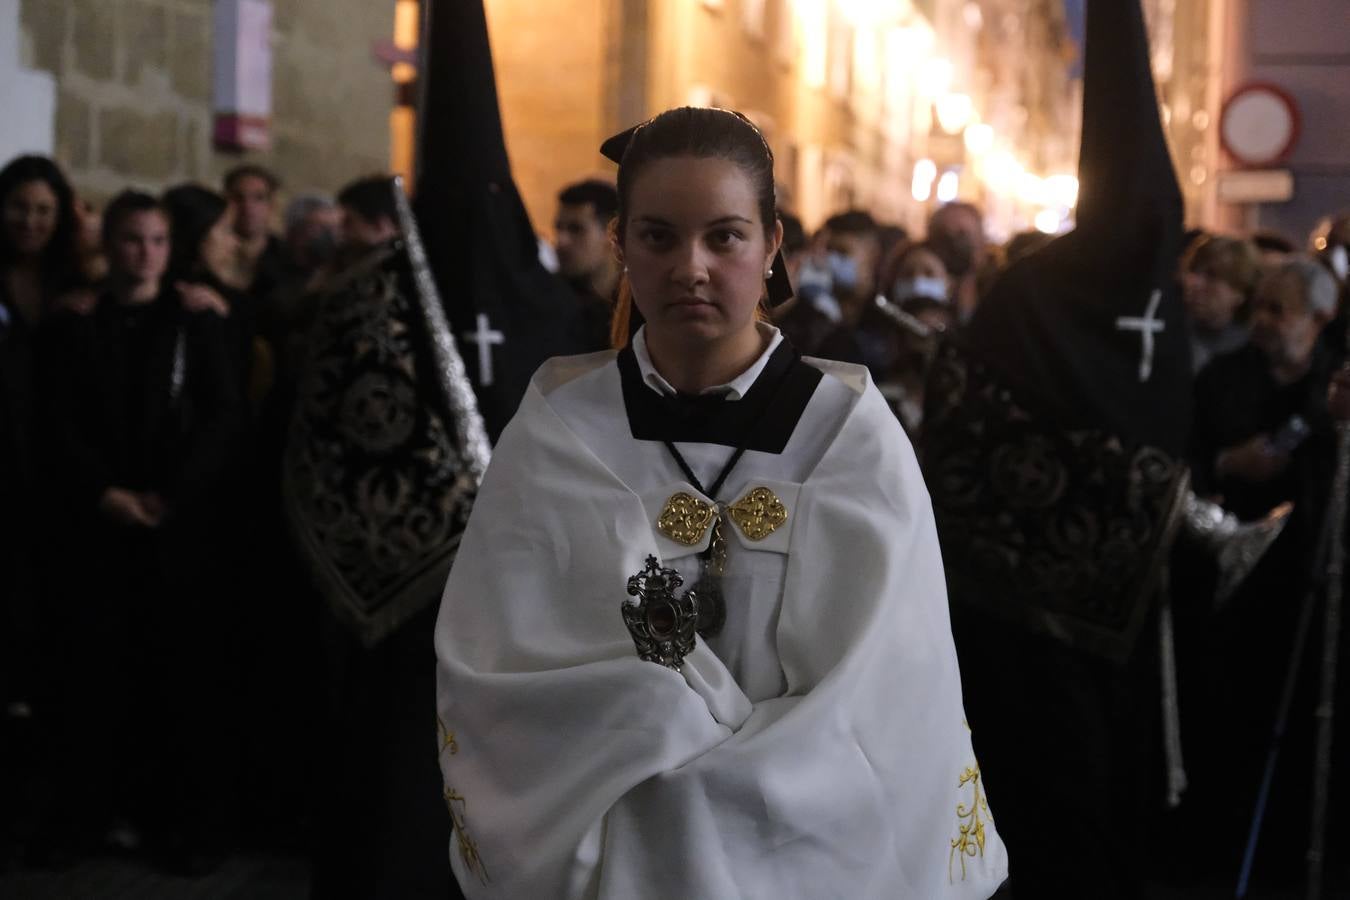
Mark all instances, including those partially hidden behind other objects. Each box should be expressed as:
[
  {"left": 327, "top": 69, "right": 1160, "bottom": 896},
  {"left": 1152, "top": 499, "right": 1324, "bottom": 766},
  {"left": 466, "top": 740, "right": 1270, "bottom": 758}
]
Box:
[
  {"left": 101, "top": 190, "right": 166, "bottom": 249},
  {"left": 0, "top": 154, "right": 81, "bottom": 284},
  {"left": 609, "top": 107, "right": 779, "bottom": 347},
  {"left": 615, "top": 107, "right": 777, "bottom": 243},
  {"left": 779, "top": 211, "right": 806, "bottom": 256},
  {"left": 162, "top": 183, "right": 228, "bottom": 280}
]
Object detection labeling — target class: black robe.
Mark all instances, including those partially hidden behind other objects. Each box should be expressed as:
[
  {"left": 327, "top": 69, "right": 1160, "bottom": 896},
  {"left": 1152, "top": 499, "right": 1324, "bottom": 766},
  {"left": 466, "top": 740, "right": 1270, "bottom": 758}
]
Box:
[
  {"left": 41, "top": 291, "right": 244, "bottom": 851},
  {"left": 923, "top": 1, "right": 1190, "bottom": 895}
]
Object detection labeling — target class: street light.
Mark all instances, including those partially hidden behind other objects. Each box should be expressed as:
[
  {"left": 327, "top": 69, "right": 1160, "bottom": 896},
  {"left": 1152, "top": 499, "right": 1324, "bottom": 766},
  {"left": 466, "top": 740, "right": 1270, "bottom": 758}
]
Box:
[
  {"left": 963, "top": 123, "right": 994, "bottom": 156},
  {"left": 936, "top": 170, "right": 960, "bottom": 203},
  {"left": 918, "top": 58, "right": 953, "bottom": 98},
  {"left": 1044, "top": 174, "right": 1079, "bottom": 209},
  {"left": 912, "top": 158, "right": 938, "bottom": 202},
  {"left": 935, "top": 93, "right": 974, "bottom": 134}
]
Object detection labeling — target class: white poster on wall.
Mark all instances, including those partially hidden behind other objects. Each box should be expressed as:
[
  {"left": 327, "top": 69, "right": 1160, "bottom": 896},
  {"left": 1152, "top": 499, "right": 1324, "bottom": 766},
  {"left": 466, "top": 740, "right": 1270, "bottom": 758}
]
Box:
[
  {"left": 0, "top": 0, "right": 56, "bottom": 163},
  {"left": 213, "top": 0, "right": 273, "bottom": 151}
]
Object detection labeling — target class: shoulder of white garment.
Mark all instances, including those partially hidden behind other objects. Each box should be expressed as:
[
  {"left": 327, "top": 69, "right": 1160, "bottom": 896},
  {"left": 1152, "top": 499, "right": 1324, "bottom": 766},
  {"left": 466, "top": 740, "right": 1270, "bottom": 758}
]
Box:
[{"left": 530, "top": 349, "right": 619, "bottom": 396}]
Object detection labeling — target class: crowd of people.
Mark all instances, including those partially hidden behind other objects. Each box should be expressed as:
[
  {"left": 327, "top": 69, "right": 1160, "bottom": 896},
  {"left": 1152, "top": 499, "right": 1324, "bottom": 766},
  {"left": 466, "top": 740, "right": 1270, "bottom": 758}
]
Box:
[
  {"left": 0, "top": 155, "right": 409, "bottom": 879},
  {"left": 2, "top": 143, "right": 1349, "bottom": 893}
]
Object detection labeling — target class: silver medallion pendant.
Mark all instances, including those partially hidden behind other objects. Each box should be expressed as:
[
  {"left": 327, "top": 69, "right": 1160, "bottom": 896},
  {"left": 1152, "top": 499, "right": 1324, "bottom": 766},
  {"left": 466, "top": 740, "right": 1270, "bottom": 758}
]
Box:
[
  {"left": 623, "top": 556, "right": 700, "bottom": 671},
  {"left": 690, "top": 576, "right": 725, "bottom": 638}
]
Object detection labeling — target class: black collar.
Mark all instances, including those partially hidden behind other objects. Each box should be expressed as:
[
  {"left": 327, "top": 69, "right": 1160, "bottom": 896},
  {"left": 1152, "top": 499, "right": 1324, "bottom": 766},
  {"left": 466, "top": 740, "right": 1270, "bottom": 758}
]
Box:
[{"left": 616, "top": 337, "right": 822, "bottom": 453}]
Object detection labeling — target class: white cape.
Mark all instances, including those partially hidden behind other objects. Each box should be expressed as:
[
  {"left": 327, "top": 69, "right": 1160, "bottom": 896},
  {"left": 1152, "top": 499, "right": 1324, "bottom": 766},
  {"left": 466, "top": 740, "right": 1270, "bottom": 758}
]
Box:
[{"left": 435, "top": 353, "right": 1007, "bottom": 898}]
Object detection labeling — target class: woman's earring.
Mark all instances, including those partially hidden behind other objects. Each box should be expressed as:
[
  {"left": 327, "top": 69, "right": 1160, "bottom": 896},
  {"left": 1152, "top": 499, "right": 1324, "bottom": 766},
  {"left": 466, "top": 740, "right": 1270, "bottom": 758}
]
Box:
[{"left": 765, "top": 267, "right": 774, "bottom": 278}]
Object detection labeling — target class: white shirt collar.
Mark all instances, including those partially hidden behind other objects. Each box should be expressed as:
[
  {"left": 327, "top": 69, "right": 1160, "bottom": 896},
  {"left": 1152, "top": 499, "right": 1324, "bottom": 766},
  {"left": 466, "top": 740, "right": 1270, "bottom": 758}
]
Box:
[{"left": 632, "top": 322, "right": 784, "bottom": 401}]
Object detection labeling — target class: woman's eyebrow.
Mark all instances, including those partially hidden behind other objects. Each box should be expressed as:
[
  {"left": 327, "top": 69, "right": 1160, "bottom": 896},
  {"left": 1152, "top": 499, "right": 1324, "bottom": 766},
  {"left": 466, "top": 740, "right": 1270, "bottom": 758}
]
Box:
[{"left": 632, "top": 215, "right": 753, "bottom": 227}]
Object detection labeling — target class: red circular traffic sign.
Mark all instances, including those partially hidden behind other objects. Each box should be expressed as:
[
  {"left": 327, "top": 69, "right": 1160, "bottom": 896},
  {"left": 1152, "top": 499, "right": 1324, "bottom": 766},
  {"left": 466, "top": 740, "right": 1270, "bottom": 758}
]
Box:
[{"left": 1220, "top": 82, "right": 1300, "bottom": 167}]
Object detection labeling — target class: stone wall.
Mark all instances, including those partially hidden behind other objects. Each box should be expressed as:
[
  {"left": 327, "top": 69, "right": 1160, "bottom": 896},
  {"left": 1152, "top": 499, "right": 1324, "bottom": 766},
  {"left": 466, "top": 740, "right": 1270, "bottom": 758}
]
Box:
[{"left": 16, "top": 0, "right": 395, "bottom": 204}]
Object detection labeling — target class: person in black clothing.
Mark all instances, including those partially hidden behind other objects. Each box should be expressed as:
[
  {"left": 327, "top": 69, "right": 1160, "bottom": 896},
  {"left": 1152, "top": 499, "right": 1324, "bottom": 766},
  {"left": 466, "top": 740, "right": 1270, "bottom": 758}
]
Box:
[
  {"left": 0, "top": 155, "right": 85, "bottom": 859},
  {"left": 43, "top": 189, "right": 244, "bottom": 872},
  {"left": 225, "top": 164, "right": 287, "bottom": 300},
  {"left": 337, "top": 176, "right": 402, "bottom": 258},
  {"left": 816, "top": 240, "right": 954, "bottom": 434},
  {"left": 1184, "top": 257, "right": 1341, "bottom": 884},
  {"left": 1191, "top": 258, "right": 1339, "bottom": 516},
  {"left": 554, "top": 179, "right": 620, "bottom": 351},
  {"left": 162, "top": 184, "right": 257, "bottom": 397},
  {"left": 774, "top": 211, "right": 880, "bottom": 357}
]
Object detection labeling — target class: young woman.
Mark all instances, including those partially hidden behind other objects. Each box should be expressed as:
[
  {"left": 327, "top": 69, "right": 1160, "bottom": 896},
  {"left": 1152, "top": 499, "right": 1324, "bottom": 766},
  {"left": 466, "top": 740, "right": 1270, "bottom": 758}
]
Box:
[
  {"left": 1181, "top": 234, "right": 1261, "bottom": 373},
  {"left": 0, "top": 156, "right": 84, "bottom": 768},
  {"left": 434, "top": 107, "right": 1006, "bottom": 898},
  {"left": 161, "top": 183, "right": 262, "bottom": 399},
  {"left": 0, "top": 155, "right": 83, "bottom": 328},
  {"left": 44, "top": 190, "right": 243, "bottom": 871}
]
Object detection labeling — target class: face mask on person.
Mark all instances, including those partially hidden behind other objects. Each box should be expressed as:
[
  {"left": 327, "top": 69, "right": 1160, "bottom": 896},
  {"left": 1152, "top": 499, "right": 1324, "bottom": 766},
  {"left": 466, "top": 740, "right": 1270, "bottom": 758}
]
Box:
[
  {"left": 929, "top": 232, "right": 976, "bottom": 278},
  {"left": 796, "top": 258, "right": 832, "bottom": 302},
  {"left": 827, "top": 251, "right": 859, "bottom": 294},
  {"left": 1330, "top": 245, "right": 1349, "bottom": 282},
  {"left": 892, "top": 275, "right": 949, "bottom": 304}
]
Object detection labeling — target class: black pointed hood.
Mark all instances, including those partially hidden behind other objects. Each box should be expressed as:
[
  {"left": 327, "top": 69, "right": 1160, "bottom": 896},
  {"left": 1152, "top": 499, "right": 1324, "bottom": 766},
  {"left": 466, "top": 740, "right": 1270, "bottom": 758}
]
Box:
[
  {"left": 963, "top": 0, "right": 1191, "bottom": 455},
  {"left": 413, "top": 0, "right": 595, "bottom": 440}
]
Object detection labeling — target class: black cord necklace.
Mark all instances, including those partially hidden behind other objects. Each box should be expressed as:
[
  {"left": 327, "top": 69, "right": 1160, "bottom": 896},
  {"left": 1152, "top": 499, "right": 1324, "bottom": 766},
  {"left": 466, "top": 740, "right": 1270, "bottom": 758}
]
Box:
[{"left": 658, "top": 351, "right": 793, "bottom": 637}]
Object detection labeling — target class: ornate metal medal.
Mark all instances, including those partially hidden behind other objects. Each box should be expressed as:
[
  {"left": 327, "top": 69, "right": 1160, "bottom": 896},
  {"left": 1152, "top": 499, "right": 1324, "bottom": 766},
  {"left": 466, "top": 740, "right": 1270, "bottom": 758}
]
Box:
[
  {"left": 623, "top": 556, "right": 700, "bottom": 671},
  {"left": 657, "top": 492, "right": 717, "bottom": 546},
  {"left": 728, "top": 486, "right": 788, "bottom": 540}
]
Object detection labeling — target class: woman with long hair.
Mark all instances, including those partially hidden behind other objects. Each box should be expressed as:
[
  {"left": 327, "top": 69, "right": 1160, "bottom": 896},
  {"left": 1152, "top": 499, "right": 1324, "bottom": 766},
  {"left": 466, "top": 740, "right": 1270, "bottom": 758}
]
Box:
[
  {"left": 433, "top": 107, "right": 1007, "bottom": 898},
  {"left": 161, "top": 183, "right": 262, "bottom": 394},
  {"left": 0, "top": 156, "right": 85, "bottom": 843},
  {"left": 0, "top": 155, "right": 83, "bottom": 326}
]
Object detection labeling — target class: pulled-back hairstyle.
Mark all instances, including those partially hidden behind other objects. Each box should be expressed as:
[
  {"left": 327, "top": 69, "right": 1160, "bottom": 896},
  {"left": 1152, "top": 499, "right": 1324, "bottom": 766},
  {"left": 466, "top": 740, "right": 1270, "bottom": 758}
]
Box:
[{"left": 609, "top": 107, "right": 778, "bottom": 347}]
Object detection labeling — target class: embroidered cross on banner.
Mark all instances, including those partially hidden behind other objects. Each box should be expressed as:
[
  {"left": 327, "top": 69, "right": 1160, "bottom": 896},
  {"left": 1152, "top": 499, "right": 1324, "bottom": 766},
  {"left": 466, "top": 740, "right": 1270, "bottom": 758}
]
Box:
[
  {"left": 1116, "top": 289, "right": 1164, "bottom": 382},
  {"left": 462, "top": 313, "right": 505, "bottom": 386}
]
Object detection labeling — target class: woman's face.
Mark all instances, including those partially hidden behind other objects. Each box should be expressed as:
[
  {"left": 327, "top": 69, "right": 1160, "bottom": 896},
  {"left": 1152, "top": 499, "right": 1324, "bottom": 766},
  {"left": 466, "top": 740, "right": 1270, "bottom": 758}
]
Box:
[
  {"left": 1183, "top": 263, "right": 1244, "bottom": 331},
  {"left": 896, "top": 247, "right": 948, "bottom": 282},
  {"left": 200, "top": 209, "right": 240, "bottom": 281},
  {"left": 3, "top": 179, "right": 61, "bottom": 258},
  {"left": 622, "top": 156, "right": 780, "bottom": 350}
]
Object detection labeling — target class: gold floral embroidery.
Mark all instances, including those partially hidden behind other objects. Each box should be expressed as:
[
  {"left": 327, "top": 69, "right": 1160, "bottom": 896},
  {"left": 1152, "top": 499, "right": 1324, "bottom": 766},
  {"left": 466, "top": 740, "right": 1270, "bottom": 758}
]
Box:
[
  {"left": 727, "top": 486, "right": 788, "bottom": 540},
  {"left": 949, "top": 765, "right": 991, "bottom": 883},
  {"left": 657, "top": 491, "right": 717, "bottom": 545},
  {"left": 444, "top": 788, "right": 490, "bottom": 885},
  {"left": 437, "top": 714, "right": 459, "bottom": 755},
  {"left": 437, "top": 715, "right": 489, "bottom": 885}
]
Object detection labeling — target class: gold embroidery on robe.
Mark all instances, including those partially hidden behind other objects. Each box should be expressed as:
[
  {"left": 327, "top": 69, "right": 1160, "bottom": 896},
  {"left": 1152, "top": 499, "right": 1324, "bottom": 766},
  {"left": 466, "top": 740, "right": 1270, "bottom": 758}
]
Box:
[
  {"left": 437, "top": 715, "right": 489, "bottom": 884},
  {"left": 437, "top": 714, "right": 459, "bottom": 755},
  {"left": 657, "top": 491, "right": 717, "bottom": 545},
  {"left": 728, "top": 486, "right": 788, "bottom": 540},
  {"left": 949, "top": 765, "right": 991, "bottom": 883},
  {"left": 444, "top": 788, "right": 490, "bottom": 885}
]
